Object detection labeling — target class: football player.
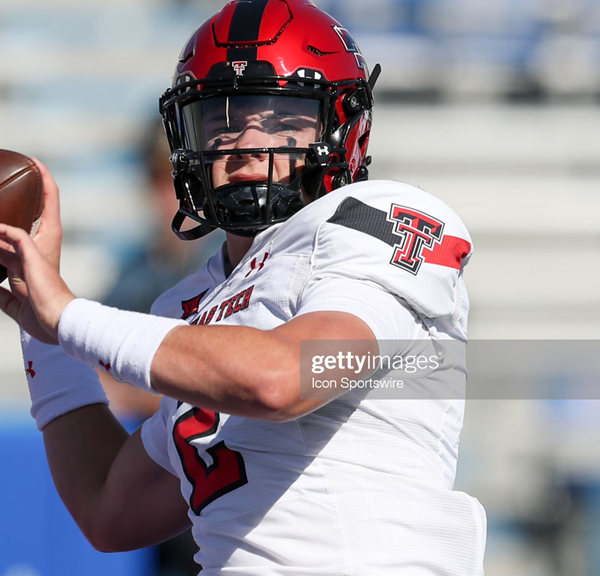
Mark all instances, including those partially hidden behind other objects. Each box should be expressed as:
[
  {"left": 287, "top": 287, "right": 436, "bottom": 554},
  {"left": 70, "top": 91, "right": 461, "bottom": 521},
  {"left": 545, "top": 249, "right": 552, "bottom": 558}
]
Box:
[{"left": 0, "top": 0, "right": 486, "bottom": 574}]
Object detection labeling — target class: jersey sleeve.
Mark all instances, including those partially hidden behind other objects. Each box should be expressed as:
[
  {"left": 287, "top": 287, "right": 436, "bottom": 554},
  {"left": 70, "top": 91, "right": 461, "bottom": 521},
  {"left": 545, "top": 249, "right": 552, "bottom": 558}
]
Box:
[
  {"left": 296, "top": 275, "right": 423, "bottom": 341},
  {"left": 141, "top": 397, "right": 177, "bottom": 475},
  {"left": 299, "top": 180, "right": 473, "bottom": 340}
]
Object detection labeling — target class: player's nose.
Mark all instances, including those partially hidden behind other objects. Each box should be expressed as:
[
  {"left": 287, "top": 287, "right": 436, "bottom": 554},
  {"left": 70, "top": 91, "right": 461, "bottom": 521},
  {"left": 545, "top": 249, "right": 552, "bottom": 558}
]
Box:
[{"left": 235, "top": 126, "right": 272, "bottom": 157}]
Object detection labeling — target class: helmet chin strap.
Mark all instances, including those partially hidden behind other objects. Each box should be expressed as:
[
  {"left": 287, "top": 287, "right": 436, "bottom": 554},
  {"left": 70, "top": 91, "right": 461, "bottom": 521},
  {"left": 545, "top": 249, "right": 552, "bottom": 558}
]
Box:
[{"left": 171, "top": 209, "right": 216, "bottom": 241}]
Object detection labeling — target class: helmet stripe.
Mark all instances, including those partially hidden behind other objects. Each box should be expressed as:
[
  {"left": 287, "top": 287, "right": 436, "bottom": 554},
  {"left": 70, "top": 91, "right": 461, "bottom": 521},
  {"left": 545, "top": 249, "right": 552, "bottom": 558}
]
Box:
[{"left": 227, "top": 0, "right": 269, "bottom": 62}]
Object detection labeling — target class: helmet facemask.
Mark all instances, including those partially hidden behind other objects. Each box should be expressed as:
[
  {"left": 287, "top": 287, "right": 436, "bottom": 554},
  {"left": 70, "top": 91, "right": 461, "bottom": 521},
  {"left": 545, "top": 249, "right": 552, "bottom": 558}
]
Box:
[
  {"left": 163, "top": 82, "right": 327, "bottom": 238},
  {"left": 161, "top": 64, "right": 377, "bottom": 239},
  {"left": 159, "top": 0, "right": 380, "bottom": 239}
]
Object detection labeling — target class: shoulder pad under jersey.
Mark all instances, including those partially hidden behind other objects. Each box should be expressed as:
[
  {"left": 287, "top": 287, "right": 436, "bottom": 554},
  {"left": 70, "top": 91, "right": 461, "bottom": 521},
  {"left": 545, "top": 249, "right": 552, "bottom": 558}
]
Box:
[{"left": 282, "top": 180, "right": 473, "bottom": 322}]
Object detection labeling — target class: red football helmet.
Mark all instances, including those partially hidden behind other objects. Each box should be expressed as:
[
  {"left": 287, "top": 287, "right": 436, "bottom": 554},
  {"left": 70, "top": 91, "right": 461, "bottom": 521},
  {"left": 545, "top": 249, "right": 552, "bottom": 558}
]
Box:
[{"left": 160, "top": 0, "right": 380, "bottom": 238}]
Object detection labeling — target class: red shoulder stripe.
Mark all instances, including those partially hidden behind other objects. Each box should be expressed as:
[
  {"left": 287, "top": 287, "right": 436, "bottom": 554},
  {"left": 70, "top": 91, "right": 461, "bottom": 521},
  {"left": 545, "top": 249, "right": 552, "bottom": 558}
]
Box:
[{"left": 423, "top": 235, "right": 471, "bottom": 270}]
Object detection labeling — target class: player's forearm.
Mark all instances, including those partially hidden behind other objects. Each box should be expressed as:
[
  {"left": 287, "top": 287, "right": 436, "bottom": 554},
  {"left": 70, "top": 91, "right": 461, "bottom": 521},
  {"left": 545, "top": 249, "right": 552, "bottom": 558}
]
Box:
[
  {"left": 43, "top": 404, "right": 189, "bottom": 551},
  {"left": 150, "top": 311, "right": 378, "bottom": 421},
  {"left": 151, "top": 324, "right": 304, "bottom": 421},
  {"left": 42, "top": 404, "right": 130, "bottom": 540}
]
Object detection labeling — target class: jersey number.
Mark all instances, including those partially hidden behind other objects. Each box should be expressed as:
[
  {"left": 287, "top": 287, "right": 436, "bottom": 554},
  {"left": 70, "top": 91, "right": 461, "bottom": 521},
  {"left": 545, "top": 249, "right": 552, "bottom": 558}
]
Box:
[{"left": 173, "top": 407, "right": 248, "bottom": 515}]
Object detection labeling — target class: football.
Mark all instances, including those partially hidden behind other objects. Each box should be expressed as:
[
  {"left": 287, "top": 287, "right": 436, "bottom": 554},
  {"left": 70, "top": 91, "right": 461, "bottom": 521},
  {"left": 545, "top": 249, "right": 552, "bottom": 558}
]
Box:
[{"left": 0, "top": 149, "right": 44, "bottom": 282}]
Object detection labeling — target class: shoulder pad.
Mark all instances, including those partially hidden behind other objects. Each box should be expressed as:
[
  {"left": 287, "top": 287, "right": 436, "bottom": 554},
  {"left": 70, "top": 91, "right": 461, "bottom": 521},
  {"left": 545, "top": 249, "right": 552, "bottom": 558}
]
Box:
[{"left": 301, "top": 180, "right": 472, "bottom": 323}]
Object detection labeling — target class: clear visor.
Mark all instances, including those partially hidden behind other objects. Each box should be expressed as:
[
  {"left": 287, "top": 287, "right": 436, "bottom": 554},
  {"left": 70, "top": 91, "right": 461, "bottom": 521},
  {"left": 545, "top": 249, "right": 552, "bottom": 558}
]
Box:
[{"left": 181, "top": 94, "right": 321, "bottom": 153}]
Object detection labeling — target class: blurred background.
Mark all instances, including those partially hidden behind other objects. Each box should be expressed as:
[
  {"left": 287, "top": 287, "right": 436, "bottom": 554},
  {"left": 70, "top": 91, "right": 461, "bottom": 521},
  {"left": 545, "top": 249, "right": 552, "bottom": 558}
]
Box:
[{"left": 1, "top": 0, "right": 600, "bottom": 575}]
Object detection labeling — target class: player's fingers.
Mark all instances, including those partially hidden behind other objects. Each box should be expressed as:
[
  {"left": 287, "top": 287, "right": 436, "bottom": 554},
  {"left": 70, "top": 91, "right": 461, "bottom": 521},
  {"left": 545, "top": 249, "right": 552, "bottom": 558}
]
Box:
[
  {"left": 7, "top": 275, "right": 28, "bottom": 302},
  {"left": 0, "top": 237, "right": 21, "bottom": 272},
  {"left": 30, "top": 159, "right": 63, "bottom": 269},
  {"left": 0, "top": 286, "right": 22, "bottom": 323},
  {"left": 0, "top": 224, "right": 41, "bottom": 274},
  {"left": 32, "top": 158, "right": 61, "bottom": 226},
  {"left": 0, "top": 223, "right": 33, "bottom": 251},
  {"left": 0, "top": 222, "right": 74, "bottom": 334},
  {"left": 0, "top": 237, "right": 15, "bottom": 255},
  {"left": 0, "top": 250, "right": 18, "bottom": 275}
]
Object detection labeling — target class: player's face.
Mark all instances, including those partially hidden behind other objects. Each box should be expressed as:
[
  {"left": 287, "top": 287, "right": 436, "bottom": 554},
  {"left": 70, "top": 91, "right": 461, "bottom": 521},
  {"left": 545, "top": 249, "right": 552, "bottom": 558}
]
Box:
[{"left": 183, "top": 95, "right": 320, "bottom": 188}]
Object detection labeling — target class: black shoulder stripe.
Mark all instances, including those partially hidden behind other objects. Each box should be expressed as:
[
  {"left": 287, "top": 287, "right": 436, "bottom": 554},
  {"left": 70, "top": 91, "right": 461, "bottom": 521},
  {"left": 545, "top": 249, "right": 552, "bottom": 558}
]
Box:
[
  {"left": 327, "top": 197, "right": 397, "bottom": 246},
  {"left": 227, "top": 0, "right": 269, "bottom": 62}
]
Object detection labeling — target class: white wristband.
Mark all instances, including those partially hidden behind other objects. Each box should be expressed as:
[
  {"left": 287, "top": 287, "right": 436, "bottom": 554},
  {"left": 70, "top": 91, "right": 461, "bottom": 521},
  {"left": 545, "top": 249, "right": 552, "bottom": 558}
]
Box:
[
  {"left": 21, "top": 330, "right": 109, "bottom": 430},
  {"left": 58, "top": 298, "right": 187, "bottom": 392}
]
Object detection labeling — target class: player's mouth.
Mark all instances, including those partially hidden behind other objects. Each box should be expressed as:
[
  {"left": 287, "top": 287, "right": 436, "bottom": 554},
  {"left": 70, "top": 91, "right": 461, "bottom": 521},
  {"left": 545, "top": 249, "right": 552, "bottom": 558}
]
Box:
[{"left": 229, "top": 173, "right": 270, "bottom": 183}]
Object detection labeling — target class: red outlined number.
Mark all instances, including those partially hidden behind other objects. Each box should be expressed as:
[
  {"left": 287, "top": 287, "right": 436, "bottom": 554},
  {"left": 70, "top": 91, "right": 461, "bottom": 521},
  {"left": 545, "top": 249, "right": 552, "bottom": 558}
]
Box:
[{"left": 173, "top": 407, "right": 248, "bottom": 515}]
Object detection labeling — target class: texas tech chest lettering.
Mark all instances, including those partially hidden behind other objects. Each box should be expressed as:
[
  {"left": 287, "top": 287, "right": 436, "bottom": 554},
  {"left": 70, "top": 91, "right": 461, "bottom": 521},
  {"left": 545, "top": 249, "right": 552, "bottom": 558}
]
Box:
[{"left": 181, "top": 286, "right": 255, "bottom": 326}]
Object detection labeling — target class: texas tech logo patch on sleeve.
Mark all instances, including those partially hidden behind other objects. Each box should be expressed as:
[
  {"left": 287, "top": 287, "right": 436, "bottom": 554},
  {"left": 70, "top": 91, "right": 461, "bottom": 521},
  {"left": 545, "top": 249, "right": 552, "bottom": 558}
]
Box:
[
  {"left": 387, "top": 205, "right": 444, "bottom": 274},
  {"left": 327, "top": 197, "right": 471, "bottom": 274}
]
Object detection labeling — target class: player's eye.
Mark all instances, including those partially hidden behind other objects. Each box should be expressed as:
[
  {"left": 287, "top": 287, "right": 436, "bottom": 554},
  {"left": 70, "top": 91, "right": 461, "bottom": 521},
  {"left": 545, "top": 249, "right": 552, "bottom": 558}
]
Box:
[
  {"left": 264, "top": 116, "right": 317, "bottom": 136},
  {"left": 205, "top": 121, "right": 244, "bottom": 147}
]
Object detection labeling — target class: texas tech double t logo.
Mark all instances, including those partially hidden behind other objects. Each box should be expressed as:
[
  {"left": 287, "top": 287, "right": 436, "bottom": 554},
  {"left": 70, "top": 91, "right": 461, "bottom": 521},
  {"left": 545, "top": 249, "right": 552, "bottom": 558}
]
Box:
[{"left": 387, "top": 205, "right": 444, "bottom": 275}]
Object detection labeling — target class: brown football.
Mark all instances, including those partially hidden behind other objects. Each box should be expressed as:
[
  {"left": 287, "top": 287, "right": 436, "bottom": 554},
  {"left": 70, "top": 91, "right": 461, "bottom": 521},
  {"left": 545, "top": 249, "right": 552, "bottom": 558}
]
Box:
[{"left": 0, "top": 149, "right": 44, "bottom": 282}]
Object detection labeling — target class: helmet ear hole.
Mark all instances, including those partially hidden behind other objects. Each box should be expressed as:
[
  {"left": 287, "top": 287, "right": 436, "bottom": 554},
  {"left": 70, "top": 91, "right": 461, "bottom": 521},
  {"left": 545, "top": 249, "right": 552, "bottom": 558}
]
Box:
[
  {"left": 342, "top": 91, "right": 363, "bottom": 116},
  {"left": 342, "top": 85, "right": 371, "bottom": 118}
]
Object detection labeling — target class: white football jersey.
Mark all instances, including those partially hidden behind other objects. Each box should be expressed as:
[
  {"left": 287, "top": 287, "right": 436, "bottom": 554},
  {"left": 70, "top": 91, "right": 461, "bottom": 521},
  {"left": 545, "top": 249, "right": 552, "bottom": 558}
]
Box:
[{"left": 142, "top": 180, "right": 486, "bottom": 575}]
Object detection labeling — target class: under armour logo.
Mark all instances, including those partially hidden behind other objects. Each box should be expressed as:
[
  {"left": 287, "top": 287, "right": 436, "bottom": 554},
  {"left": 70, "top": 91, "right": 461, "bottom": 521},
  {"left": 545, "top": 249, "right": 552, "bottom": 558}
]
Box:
[
  {"left": 308, "top": 143, "right": 331, "bottom": 167},
  {"left": 25, "top": 361, "right": 36, "bottom": 379},
  {"left": 99, "top": 360, "right": 112, "bottom": 372},
  {"left": 245, "top": 252, "right": 269, "bottom": 277},
  {"left": 232, "top": 61, "right": 247, "bottom": 76}
]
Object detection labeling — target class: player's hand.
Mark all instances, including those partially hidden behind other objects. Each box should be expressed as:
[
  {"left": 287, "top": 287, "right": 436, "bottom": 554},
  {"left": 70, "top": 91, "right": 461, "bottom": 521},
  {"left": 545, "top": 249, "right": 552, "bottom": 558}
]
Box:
[
  {"left": 30, "top": 160, "right": 63, "bottom": 269},
  {"left": 4, "top": 160, "right": 63, "bottom": 299},
  {"left": 0, "top": 161, "right": 74, "bottom": 343},
  {"left": 0, "top": 222, "right": 75, "bottom": 343}
]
